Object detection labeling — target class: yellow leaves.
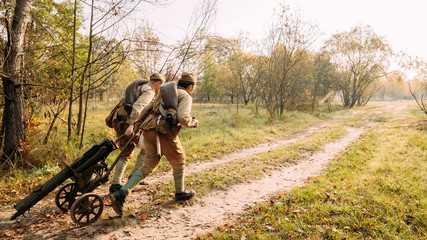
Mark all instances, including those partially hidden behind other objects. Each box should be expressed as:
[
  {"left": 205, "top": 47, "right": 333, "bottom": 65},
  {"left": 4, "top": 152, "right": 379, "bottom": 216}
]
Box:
[
  {"left": 26, "top": 119, "right": 42, "bottom": 128},
  {"left": 18, "top": 139, "right": 32, "bottom": 153}
]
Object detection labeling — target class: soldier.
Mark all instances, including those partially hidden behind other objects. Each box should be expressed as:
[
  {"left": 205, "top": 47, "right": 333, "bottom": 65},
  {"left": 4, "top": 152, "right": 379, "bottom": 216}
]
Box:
[
  {"left": 109, "top": 73, "right": 165, "bottom": 194},
  {"left": 109, "top": 72, "right": 199, "bottom": 216}
]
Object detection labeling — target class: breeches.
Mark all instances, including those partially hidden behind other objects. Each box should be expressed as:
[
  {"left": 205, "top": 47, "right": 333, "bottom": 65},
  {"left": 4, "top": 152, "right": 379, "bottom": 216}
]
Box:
[
  {"left": 140, "top": 129, "right": 185, "bottom": 178},
  {"left": 112, "top": 121, "right": 136, "bottom": 161}
]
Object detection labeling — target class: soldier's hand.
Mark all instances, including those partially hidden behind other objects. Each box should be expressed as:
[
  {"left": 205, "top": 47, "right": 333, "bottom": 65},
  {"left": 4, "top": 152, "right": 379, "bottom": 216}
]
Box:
[
  {"left": 125, "top": 124, "right": 134, "bottom": 136},
  {"left": 133, "top": 126, "right": 139, "bottom": 134}
]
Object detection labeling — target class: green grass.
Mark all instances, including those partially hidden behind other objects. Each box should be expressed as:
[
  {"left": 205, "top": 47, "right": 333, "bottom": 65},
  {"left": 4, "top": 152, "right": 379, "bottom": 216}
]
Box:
[
  {"left": 123, "top": 103, "right": 340, "bottom": 174},
  {"left": 117, "top": 125, "right": 348, "bottom": 217},
  {"left": 199, "top": 103, "right": 427, "bottom": 239},
  {"left": 172, "top": 125, "right": 346, "bottom": 196},
  {"left": 0, "top": 102, "right": 341, "bottom": 206},
  {"left": 2, "top": 100, "right": 425, "bottom": 239}
]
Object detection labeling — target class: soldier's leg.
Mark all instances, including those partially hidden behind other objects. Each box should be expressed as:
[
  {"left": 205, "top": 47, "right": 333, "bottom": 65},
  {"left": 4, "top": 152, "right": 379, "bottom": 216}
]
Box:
[
  {"left": 129, "top": 149, "right": 149, "bottom": 185},
  {"left": 110, "top": 131, "right": 156, "bottom": 216},
  {"left": 121, "top": 130, "right": 160, "bottom": 196},
  {"left": 110, "top": 122, "right": 135, "bottom": 193},
  {"left": 160, "top": 134, "right": 194, "bottom": 201},
  {"left": 130, "top": 148, "right": 144, "bottom": 176}
]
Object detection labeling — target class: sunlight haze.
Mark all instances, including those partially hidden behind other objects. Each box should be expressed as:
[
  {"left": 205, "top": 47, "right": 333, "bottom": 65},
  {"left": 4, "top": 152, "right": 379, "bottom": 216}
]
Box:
[{"left": 143, "top": 0, "right": 427, "bottom": 61}]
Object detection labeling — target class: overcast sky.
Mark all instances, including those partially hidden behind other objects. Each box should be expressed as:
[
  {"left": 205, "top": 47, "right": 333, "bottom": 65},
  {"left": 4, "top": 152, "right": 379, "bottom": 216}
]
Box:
[{"left": 141, "top": 0, "right": 426, "bottom": 62}]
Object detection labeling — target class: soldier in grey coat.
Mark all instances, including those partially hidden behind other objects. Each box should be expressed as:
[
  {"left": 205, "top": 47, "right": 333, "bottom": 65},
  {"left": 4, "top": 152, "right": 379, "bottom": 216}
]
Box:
[
  {"left": 109, "top": 72, "right": 198, "bottom": 216},
  {"left": 109, "top": 73, "right": 165, "bottom": 193}
]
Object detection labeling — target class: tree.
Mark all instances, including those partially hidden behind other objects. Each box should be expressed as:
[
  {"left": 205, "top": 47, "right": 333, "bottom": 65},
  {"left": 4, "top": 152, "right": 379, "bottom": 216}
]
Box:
[
  {"left": 311, "top": 51, "right": 340, "bottom": 111},
  {"left": 72, "top": 0, "right": 165, "bottom": 145},
  {"left": 408, "top": 60, "right": 427, "bottom": 115},
  {"left": 228, "top": 51, "right": 261, "bottom": 106},
  {"left": 197, "top": 51, "right": 217, "bottom": 102},
  {"left": 197, "top": 37, "right": 240, "bottom": 102},
  {"left": 160, "top": 0, "right": 218, "bottom": 79},
  {"left": 378, "top": 71, "right": 409, "bottom": 100},
  {"left": 262, "top": 4, "right": 318, "bottom": 118},
  {"left": 324, "top": 25, "right": 392, "bottom": 108},
  {"left": 128, "top": 25, "right": 164, "bottom": 78},
  {"left": 409, "top": 81, "right": 427, "bottom": 116},
  {"left": 1, "top": 0, "right": 32, "bottom": 161},
  {"left": 284, "top": 49, "right": 315, "bottom": 111},
  {"left": 23, "top": 0, "right": 84, "bottom": 145}
]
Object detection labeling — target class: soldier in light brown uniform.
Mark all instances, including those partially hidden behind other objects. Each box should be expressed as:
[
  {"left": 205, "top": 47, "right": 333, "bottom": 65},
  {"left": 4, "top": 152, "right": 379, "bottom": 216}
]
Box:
[
  {"left": 109, "top": 73, "right": 165, "bottom": 193},
  {"left": 109, "top": 72, "right": 199, "bottom": 216}
]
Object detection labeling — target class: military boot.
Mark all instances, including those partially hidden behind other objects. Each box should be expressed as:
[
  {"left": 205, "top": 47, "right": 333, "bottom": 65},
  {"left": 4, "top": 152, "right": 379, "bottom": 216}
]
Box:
[
  {"left": 139, "top": 179, "right": 149, "bottom": 185},
  {"left": 109, "top": 189, "right": 126, "bottom": 216},
  {"left": 109, "top": 184, "right": 123, "bottom": 194},
  {"left": 173, "top": 172, "right": 195, "bottom": 201},
  {"left": 175, "top": 190, "right": 195, "bottom": 201}
]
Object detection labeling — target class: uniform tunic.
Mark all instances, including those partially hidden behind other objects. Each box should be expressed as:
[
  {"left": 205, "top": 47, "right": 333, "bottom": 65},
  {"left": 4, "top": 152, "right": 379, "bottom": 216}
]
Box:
[
  {"left": 112, "top": 82, "right": 155, "bottom": 163},
  {"left": 134, "top": 86, "right": 197, "bottom": 177}
]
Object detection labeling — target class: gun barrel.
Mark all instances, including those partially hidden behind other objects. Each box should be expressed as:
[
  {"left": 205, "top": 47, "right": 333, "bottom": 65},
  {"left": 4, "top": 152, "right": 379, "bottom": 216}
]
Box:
[
  {"left": 11, "top": 139, "right": 116, "bottom": 220},
  {"left": 11, "top": 167, "right": 72, "bottom": 220}
]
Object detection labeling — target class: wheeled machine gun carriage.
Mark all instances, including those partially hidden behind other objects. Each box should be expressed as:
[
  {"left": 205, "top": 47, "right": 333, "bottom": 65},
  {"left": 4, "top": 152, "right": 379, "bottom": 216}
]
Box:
[{"left": 10, "top": 135, "right": 137, "bottom": 226}]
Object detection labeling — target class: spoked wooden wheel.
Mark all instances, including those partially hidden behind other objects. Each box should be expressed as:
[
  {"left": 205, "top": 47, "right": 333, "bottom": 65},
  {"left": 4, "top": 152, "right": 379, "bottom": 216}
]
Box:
[
  {"left": 55, "top": 183, "right": 82, "bottom": 211},
  {"left": 70, "top": 193, "right": 104, "bottom": 226}
]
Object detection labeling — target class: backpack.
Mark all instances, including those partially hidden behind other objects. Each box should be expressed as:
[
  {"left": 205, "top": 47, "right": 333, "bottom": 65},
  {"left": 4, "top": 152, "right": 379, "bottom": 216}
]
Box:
[
  {"left": 159, "top": 81, "right": 178, "bottom": 125},
  {"left": 105, "top": 79, "right": 148, "bottom": 128}
]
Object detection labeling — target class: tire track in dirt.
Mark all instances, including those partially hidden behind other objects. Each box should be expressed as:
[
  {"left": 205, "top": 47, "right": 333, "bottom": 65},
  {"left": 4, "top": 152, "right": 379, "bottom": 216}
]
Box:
[{"left": 98, "top": 127, "right": 366, "bottom": 240}]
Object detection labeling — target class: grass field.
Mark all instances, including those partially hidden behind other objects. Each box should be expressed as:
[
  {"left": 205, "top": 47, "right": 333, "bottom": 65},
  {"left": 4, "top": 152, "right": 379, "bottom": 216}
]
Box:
[
  {"left": 199, "top": 102, "right": 427, "bottom": 239},
  {"left": 0, "top": 102, "right": 343, "bottom": 206},
  {"left": 1, "top": 100, "right": 426, "bottom": 239}
]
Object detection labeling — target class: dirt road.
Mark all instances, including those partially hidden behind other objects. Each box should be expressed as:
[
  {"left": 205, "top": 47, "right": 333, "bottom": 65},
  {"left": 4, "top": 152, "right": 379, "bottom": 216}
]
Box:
[{"left": 2, "top": 102, "right": 407, "bottom": 239}]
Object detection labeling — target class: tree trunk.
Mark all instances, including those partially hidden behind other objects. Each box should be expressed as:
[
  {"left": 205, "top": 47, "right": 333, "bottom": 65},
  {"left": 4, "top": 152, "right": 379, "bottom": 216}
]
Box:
[
  {"left": 67, "top": 0, "right": 78, "bottom": 142},
  {"left": 43, "top": 112, "right": 60, "bottom": 144},
  {"left": 79, "top": 85, "right": 90, "bottom": 148},
  {"left": 1, "top": 0, "right": 32, "bottom": 161},
  {"left": 76, "top": 0, "right": 94, "bottom": 138},
  {"left": 311, "top": 80, "right": 320, "bottom": 112}
]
